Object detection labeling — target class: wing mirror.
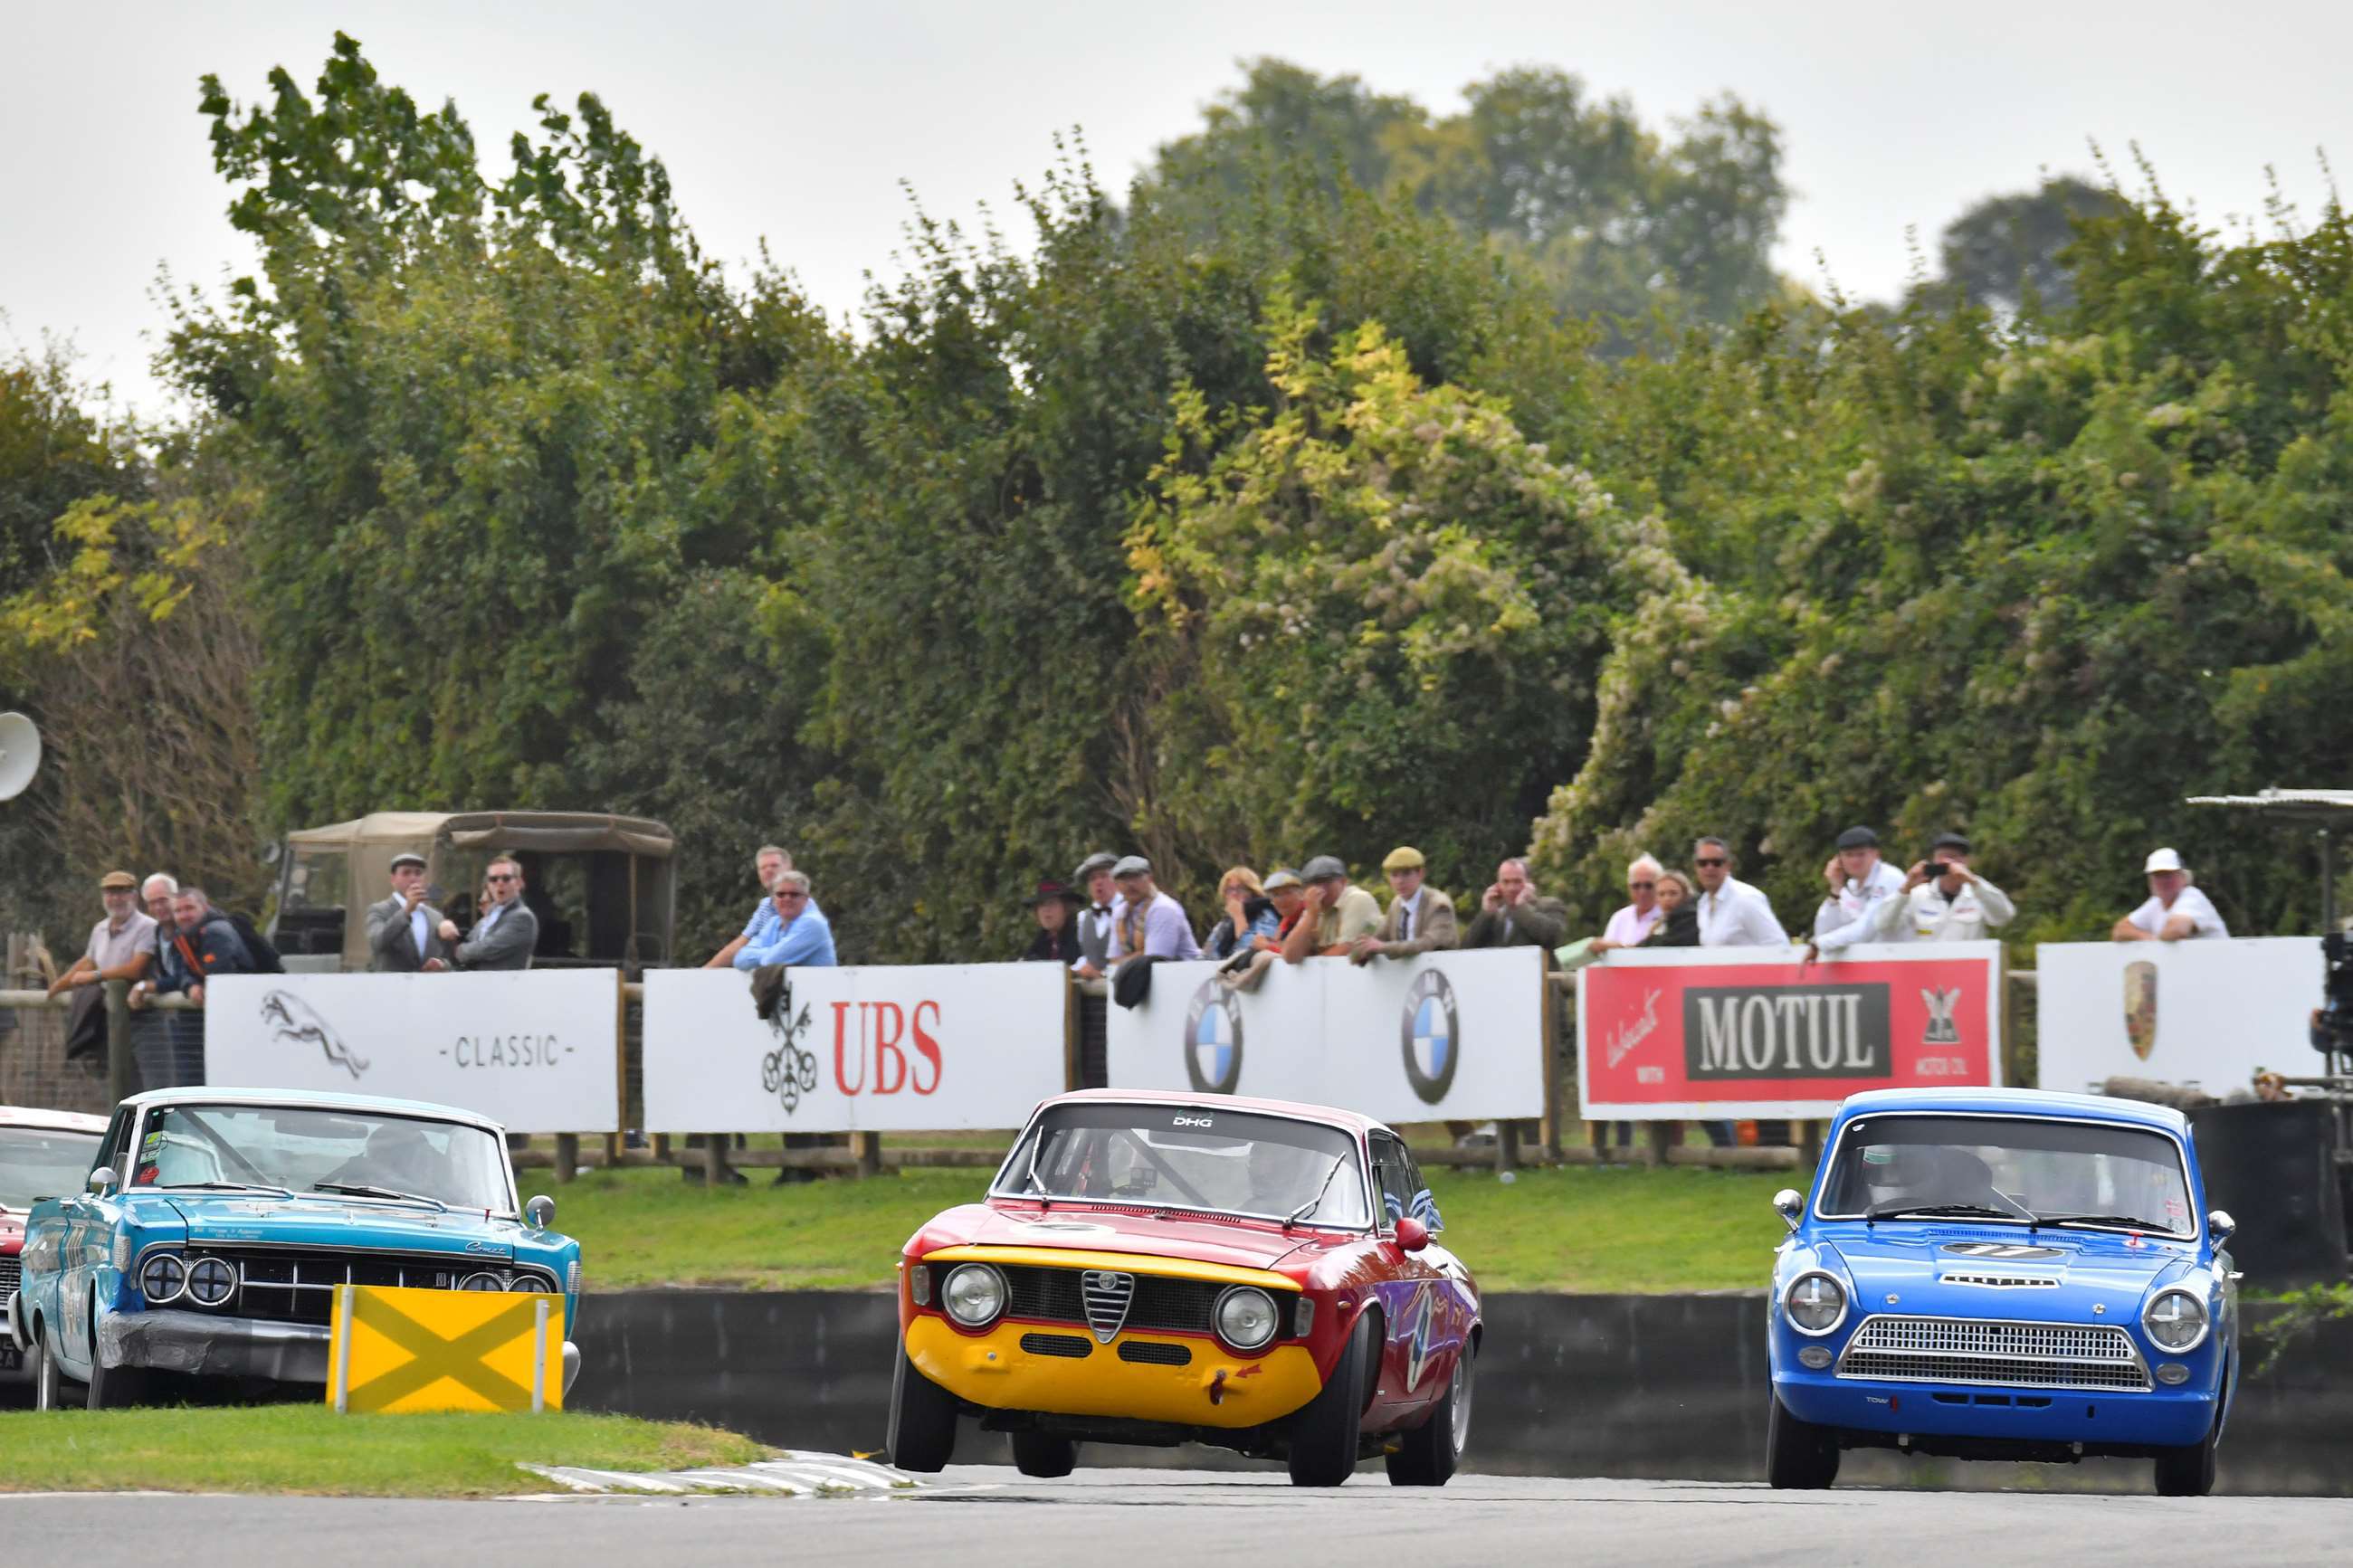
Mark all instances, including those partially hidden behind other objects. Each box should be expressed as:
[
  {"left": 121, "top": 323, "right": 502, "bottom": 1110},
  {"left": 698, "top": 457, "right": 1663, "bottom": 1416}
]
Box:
[
  {"left": 87, "top": 1167, "right": 117, "bottom": 1196},
  {"left": 1394, "top": 1216, "right": 1431, "bottom": 1253},
  {"left": 2206, "top": 1209, "right": 2234, "bottom": 1246},
  {"left": 1772, "top": 1188, "right": 1805, "bottom": 1232},
  {"left": 526, "top": 1194, "right": 556, "bottom": 1231}
]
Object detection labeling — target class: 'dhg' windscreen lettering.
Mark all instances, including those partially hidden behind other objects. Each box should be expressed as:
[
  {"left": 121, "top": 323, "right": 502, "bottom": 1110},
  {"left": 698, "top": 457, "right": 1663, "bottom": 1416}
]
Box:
[{"left": 1681, "top": 984, "right": 1892, "bottom": 1080}]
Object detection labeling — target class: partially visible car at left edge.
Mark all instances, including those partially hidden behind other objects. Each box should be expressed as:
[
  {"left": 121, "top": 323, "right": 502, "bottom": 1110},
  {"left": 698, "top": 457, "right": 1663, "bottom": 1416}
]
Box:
[{"left": 1, "top": 1105, "right": 110, "bottom": 1385}]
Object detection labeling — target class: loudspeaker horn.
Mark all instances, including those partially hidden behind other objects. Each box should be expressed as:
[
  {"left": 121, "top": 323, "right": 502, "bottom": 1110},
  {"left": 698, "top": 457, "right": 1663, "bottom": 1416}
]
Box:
[{"left": 0, "top": 711, "right": 43, "bottom": 802}]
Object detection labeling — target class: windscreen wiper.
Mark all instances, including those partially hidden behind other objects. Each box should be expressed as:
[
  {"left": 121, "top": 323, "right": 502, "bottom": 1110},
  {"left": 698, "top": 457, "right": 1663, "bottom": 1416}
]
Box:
[
  {"left": 2032, "top": 1211, "right": 2177, "bottom": 1234},
  {"left": 164, "top": 1180, "right": 293, "bottom": 1197},
  {"left": 1866, "top": 1202, "right": 2022, "bottom": 1223},
  {"left": 311, "top": 1181, "right": 448, "bottom": 1212},
  {"left": 1286, "top": 1155, "right": 1348, "bottom": 1229}
]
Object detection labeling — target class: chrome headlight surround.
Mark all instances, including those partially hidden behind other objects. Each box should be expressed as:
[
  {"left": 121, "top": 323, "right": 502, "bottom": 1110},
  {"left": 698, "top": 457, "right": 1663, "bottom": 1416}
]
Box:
[
  {"left": 139, "top": 1251, "right": 187, "bottom": 1305},
  {"left": 184, "top": 1255, "right": 237, "bottom": 1307},
  {"left": 460, "top": 1270, "right": 506, "bottom": 1292},
  {"left": 940, "top": 1263, "right": 1006, "bottom": 1328},
  {"left": 506, "top": 1270, "right": 553, "bottom": 1293},
  {"left": 1214, "top": 1286, "right": 1280, "bottom": 1353},
  {"left": 1782, "top": 1269, "right": 1849, "bottom": 1336},
  {"left": 2142, "top": 1286, "right": 2210, "bottom": 1354}
]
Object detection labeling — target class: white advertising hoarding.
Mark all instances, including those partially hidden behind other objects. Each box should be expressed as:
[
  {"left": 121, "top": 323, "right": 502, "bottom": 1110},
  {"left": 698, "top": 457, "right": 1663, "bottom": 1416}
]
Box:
[
  {"left": 205, "top": 970, "right": 623, "bottom": 1133},
  {"left": 641, "top": 965, "right": 1070, "bottom": 1132},
  {"left": 1104, "top": 948, "right": 1548, "bottom": 1123},
  {"left": 2034, "top": 937, "right": 2320, "bottom": 1095}
]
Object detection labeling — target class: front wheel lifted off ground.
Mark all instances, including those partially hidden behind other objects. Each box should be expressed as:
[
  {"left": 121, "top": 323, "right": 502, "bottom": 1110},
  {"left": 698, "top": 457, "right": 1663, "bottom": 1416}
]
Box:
[
  {"left": 1765, "top": 1392, "right": 1840, "bottom": 1489},
  {"left": 1386, "top": 1339, "right": 1473, "bottom": 1487},
  {"left": 887, "top": 1345, "right": 959, "bottom": 1472},
  {"left": 1288, "top": 1309, "right": 1377, "bottom": 1487},
  {"left": 1012, "top": 1431, "right": 1078, "bottom": 1478}
]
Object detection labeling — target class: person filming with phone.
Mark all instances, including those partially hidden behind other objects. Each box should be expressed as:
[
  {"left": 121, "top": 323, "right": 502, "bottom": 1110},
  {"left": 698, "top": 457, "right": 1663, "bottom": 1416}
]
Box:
[
  {"left": 1864, "top": 832, "right": 2015, "bottom": 945},
  {"left": 367, "top": 851, "right": 450, "bottom": 972}
]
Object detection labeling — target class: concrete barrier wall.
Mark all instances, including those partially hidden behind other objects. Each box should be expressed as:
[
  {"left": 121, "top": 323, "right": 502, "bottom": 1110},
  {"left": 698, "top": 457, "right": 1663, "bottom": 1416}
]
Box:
[{"left": 574, "top": 1290, "right": 2353, "bottom": 1495}]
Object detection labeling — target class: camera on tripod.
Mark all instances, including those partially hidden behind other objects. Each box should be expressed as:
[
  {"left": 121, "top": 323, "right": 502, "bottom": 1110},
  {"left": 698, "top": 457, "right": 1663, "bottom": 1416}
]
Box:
[{"left": 2315, "top": 931, "right": 2353, "bottom": 1056}]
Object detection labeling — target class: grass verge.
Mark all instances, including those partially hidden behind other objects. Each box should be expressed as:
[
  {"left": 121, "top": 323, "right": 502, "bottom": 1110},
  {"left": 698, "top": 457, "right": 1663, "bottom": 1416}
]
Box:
[
  {"left": 555, "top": 1162, "right": 1788, "bottom": 1294},
  {"left": 0, "top": 1407, "right": 766, "bottom": 1496}
]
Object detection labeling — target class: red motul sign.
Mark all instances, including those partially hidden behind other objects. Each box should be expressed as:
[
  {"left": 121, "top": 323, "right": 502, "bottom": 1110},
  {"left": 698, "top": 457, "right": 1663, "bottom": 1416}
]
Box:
[{"left": 1575, "top": 943, "right": 2005, "bottom": 1118}]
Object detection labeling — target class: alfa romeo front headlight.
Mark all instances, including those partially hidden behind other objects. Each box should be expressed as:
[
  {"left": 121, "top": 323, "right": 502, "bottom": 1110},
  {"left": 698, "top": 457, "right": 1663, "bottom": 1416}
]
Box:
[
  {"left": 2143, "top": 1288, "right": 2209, "bottom": 1353},
  {"left": 1215, "top": 1287, "right": 1280, "bottom": 1352},
  {"left": 941, "top": 1263, "right": 1006, "bottom": 1327},
  {"left": 1784, "top": 1271, "right": 1847, "bottom": 1335}
]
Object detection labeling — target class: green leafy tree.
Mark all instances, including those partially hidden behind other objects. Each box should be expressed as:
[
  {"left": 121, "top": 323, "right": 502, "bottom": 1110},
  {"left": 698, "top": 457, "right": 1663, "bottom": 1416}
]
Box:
[{"left": 1939, "top": 174, "right": 2125, "bottom": 316}]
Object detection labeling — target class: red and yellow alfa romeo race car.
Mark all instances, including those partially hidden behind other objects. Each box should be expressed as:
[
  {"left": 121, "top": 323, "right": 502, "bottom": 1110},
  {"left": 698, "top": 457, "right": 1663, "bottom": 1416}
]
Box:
[{"left": 888, "top": 1088, "right": 1481, "bottom": 1487}]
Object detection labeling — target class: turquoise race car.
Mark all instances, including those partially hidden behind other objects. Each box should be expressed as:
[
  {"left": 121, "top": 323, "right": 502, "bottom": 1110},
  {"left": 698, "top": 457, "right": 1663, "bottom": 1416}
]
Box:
[{"left": 6, "top": 1087, "right": 583, "bottom": 1409}]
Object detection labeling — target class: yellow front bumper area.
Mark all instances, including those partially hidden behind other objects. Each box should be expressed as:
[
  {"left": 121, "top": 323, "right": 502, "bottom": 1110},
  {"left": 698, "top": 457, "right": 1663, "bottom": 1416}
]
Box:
[{"left": 905, "top": 1316, "right": 1323, "bottom": 1430}]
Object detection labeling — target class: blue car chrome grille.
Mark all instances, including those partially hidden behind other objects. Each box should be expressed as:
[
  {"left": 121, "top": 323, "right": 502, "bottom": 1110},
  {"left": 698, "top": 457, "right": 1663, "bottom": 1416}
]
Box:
[
  {"left": 157, "top": 1250, "right": 556, "bottom": 1327},
  {"left": 1836, "top": 1315, "right": 2151, "bottom": 1392}
]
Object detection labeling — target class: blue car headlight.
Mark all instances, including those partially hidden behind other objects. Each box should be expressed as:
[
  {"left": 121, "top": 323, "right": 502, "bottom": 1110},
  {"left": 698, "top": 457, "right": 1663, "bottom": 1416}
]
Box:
[
  {"left": 1783, "top": 1270, "right": 1848, "bottom": 1335},
  {"left": 139, "top": 1252, "right": 187, "bottom": 1304},
  {"left": 2143, "top": 1287, "right": 2210, "bottom": 1354}
]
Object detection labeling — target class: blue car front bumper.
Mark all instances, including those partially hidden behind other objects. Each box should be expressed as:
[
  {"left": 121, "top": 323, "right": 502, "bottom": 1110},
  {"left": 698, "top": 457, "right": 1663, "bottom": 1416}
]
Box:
[{"left": 1774, "top": 1365, "right": 2218, "bottom": 1452}]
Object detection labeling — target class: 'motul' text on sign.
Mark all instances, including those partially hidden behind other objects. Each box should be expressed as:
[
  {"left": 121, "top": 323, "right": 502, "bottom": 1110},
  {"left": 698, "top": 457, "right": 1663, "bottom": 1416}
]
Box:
[
  {"left": 1577, "top": 943, "right": 2004, "bottom": 1119},
  {"left": 640, "top": 965, "right": 1069, "bottom": 1133},
  {"left": 205, "top": 971, "right": 624, "bottom": 1133}
]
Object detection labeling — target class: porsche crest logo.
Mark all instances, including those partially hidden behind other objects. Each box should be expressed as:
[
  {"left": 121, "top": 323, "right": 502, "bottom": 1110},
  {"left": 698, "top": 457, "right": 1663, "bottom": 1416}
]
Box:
[{"left": 2122, "top": 959, "right": 2158, "bottom": 1062}]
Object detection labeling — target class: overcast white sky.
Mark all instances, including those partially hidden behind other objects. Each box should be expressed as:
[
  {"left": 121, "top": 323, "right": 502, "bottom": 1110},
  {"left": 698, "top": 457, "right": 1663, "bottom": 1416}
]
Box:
[{"left": 10, "top": 1, "right": 2352, "bottom": 417}]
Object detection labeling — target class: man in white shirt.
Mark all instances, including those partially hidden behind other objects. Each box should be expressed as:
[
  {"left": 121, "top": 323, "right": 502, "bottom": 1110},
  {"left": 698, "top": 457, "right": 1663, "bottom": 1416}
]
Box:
[
  {"left": 1810, "top": 825, "right": 1910, "bottom": 955},
  {"left": 47, "top": 870, "right": 159, "bottom": 996},
  {"left": 1867, "top": 832, "right": 2016, "bottom": 943},
  {"left": 1691, "top": 836, "right": 1786, "bottom": 946},
  {"left": 2112, "top": 848, "right": 2229, "bottom": 942},
  {"left": 1590, "top": 853, "right": 1665, "bottom": 951}
]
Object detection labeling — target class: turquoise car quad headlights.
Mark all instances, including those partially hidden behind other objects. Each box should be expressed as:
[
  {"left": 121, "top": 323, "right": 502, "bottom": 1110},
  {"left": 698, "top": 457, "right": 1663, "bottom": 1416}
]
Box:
[
  {"left": 139, "top": 1252, "right": 187, "bottom": 1304},
  {"left": 942, "top": 1263, "right": 1006, "bottom": 1327},
  {"left": 185, "top": 1256, "right": 237, "bottom": 1307},
  {"left": 2143, "top": 1288, "right": 2209, "bottom": 1354},
  {"left": 1783, "top": 1271, "right": 1847, "bottom": 1335}
]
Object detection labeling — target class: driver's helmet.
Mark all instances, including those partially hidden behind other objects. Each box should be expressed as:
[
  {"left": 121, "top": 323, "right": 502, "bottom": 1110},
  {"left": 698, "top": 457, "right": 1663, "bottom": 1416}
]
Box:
[
  {"left": 363, "top": 1121, "right": 440, "bottom": 1185},
  {"left": 1858, "top": 1141, "right": 1948, "bottom": 1204}
]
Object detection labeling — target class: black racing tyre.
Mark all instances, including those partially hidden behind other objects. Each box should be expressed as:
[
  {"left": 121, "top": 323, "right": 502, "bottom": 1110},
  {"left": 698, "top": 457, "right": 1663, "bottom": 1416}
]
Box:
[
  {"left": 1288, "top": 1309, "right": 1377, "bottom": 1487},
  {"left": 1386, "top": 1337, "right": 1474, "bottom": 1487},
  {"left": 886, "top": 1344, "right": 960, "bottom": 1472},
  {"left": 2153, "top": 1410, "right": 2220, "bottom": 1497},
  {"left": 85, "top": 1355, "right": 148, "bottom": 1410},
  {"left": 1765, "top": 1392, "right": 1840, "bottom": 1489},
  {"left": 1011, "top": 1431, "right": 1078, "bottom": 1478},
  {"left": 30, "top": 1319, "right": 75, "bottom": 1411}
]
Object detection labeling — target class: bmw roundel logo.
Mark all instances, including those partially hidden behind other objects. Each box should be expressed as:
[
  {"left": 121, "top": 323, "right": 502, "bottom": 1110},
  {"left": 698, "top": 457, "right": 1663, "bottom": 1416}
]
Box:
[
  {"left": 1184, "top": 979, "right": 1244, "bottom": 1095},
  {"left": 1401, "top": 969, "right": 1460, "bottom": 1105}
]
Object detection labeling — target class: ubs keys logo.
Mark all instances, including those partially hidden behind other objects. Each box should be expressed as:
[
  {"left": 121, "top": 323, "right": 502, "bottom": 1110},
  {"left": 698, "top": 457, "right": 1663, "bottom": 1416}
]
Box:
[
  {"left": 1185, "top": 980, "right": 1244, "bottom": 1095},
  {"left": 1401, "top": 970, "right": 1460, "bottom": 1105}
]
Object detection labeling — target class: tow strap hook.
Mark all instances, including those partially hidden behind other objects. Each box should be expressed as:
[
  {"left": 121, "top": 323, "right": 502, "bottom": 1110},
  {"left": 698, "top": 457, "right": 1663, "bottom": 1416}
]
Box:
[{"left": 1208, "top": 1369, "right": 1227, "bottom": 1406}]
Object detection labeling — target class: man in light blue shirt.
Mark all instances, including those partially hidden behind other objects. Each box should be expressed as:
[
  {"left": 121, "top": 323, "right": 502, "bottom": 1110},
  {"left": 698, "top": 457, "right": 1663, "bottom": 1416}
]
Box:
[
  {"left": 733, "top": 871, "right": 838, "bottom": 968},
  {"left": 706, "top": 844, "right": 796, "bottom": 967}
]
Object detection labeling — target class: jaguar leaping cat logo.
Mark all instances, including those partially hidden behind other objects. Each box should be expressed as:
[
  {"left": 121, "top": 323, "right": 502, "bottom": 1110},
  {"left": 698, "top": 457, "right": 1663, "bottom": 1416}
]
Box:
[{"left": 260, "top": 989, "right": 369, "bottom": 1080}]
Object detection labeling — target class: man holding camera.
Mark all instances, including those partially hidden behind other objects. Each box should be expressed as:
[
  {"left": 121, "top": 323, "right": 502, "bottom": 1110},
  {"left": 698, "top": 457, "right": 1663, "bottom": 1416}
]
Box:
[
  {"left": 1809, "top": 825, "right": 1909, "bottom": 955},
  {"left": 1866, "top": 832, "right": 2015, "bottom": 944}
]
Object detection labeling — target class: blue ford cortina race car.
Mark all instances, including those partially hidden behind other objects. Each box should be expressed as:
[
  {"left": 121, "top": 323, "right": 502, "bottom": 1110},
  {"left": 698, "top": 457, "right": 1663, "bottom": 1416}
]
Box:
[
  {"left": 5, "top": 1087, "right": 584, "bottom": 1410},
  {"left": 1767, "top": 1088, "right": 2238, "bottom": 1496}
]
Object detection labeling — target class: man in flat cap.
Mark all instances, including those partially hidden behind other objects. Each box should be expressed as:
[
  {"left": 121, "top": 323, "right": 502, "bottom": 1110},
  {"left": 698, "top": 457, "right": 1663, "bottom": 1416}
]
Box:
[
  {"left": 1809, "top": 825, "right": 1907, "bottom": 955},
  {"left": 1103, "top": 855, "right": 1200, "bottom": 971},
  {"left": 1282, "top": 855, "right": 1383, "bottom": 964},
  {"left": 1351, "top": 846, "right": 1459, "bottom": 965},
  {"left": 1070, "top": 851, "right": 1121, "bottom": 979},
  {"left": 47, "top": 869, "right": 160, "bottom": 1002},
  {"left": 367, "top": 851, "right": 450, "bottom": 973}
]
